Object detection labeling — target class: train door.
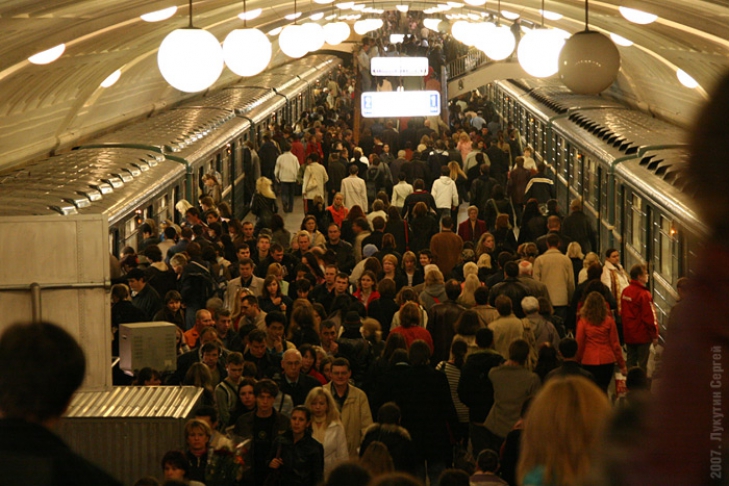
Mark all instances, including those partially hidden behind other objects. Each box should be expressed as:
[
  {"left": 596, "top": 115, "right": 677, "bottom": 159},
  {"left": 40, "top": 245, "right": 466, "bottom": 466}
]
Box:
[
  {"left": 624, "top": 189, "right": 648, "bottom": 273},
  {"left": 653, "top": 214, "right": 680, "bottom": 331},
  {"left": 553, "top": 135, "right": 570, "bottom": 212},
  {"left": 583, "top": 155, "right": 601, "bottom": 253},
  {"left": 173, "top": 185, "right": 181, "bottom": 225}
]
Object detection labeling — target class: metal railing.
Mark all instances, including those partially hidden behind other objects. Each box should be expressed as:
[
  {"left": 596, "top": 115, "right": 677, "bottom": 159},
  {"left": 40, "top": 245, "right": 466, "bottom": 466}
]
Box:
[{"left": 447, "top": 48, "right": 488, "bottom": 79}]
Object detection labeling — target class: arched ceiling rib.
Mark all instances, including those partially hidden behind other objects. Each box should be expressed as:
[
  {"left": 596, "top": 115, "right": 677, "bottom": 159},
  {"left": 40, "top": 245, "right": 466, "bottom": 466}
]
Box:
[{"left": 0, "top": 0, "right": 727, "bottom": 169}]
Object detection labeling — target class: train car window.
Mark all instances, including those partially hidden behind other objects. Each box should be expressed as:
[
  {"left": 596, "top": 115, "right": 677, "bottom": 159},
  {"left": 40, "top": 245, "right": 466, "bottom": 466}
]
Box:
[
  {"left": 125, "top": 218, "right": 138, "bottom": 252},
  {"left": 630, "top": 193, "right": 645, "bottom": 250},
  {"left": 553, "top": 134, "right": 562, "bottom": 175},
  {"left": 659, "top": 217, "right": 676, "bottom": 282},
  {"left": 614, "top": 183, "right": 623, "bottom": 236},
  {"left": 569, "top": 148, "right": 583, "bottom": 194},
  {"left": 173, "top": 185, "right": 181, "bottom": 225},
  {"left": 109, "top": 231, "right": 118, "bottom": 258},
  {"left": 585, "top": 156, "right": 598, "bottom": 209},
  {"left": 156, "top": 194, "right": 169, "bottom": 223},
  {"left": 198, "top": 166, "right": 205, "bottom": 194}
]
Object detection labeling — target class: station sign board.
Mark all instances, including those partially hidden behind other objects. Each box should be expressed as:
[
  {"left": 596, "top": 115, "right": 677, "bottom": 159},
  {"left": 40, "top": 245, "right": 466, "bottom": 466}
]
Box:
[
  {"left": 370, "top": 56, "right": 429, "bottom": 76},
  {"left": 361, "top": 90, "right": 441, "bottom": 118}
]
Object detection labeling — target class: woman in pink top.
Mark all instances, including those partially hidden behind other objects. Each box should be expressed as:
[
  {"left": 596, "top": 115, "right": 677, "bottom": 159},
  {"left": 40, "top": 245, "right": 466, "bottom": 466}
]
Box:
[
  {"left": 456, "top": 132, "right": 473, "bottom": 164},
  {"left": 576, "top": 291, "right": 627, "bottom": 392},
  {"left": 390, "top": 301, "right": 434, "bottom": 353}
]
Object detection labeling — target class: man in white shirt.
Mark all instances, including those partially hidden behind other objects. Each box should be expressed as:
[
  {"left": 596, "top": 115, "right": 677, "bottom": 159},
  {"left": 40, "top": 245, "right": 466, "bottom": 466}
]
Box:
[
  {"left": 341, "top": 164, "right": 368, "bottom": 212},
  {"left": 274, "top": 143, "right": 300, "bottom": 213},
  {"left": 391, "top": 172, "right": 413, "bottom": 211},
  {"left": 431, "top": 165, "right": 459, "bottom": 223}
]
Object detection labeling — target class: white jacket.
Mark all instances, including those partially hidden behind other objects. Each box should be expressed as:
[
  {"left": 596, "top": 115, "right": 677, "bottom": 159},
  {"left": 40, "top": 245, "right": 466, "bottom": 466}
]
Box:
[
  {"left": 303, "top": 162, "right": 329, "bottom": 199},
  {"left": 316, "top": 420, "right": 349, "bottom": 478},
  {"left": 274, "top": 151, "right": 299, "bottom": 183},
  {"left": 341, "top": 175, "right": 368, "bottom": 212},
  {"left": 391, "top": 181, "right": 413, "bottom": 207},
  {"left": 431, "top": 176, "right": 459, "bottom": 209}
]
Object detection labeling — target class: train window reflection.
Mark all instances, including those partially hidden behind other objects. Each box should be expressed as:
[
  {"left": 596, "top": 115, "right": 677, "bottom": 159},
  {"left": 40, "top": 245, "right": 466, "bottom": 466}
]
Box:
[
  {"left": 630, "top": 193, "right": 644, "bottom": 250},
  {"left": 659, "top": 217, "right": 675, "bottom": 280}
]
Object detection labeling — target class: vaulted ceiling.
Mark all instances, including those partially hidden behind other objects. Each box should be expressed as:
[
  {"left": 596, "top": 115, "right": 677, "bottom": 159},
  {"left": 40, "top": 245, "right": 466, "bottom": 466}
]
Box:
[{"left": 0, "top": 0, "right": 727, "bottom": 170}]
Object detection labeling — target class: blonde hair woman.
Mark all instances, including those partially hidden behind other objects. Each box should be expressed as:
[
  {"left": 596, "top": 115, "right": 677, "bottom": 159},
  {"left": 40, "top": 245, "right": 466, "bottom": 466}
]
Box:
[
  {"left": 457, "top": 273, "right": 481, "bottom": 308},
  {"left": 578, "top": 251, "right": 600, "bottom": 284},
  {"left": 518, "top": 376, "right": 611, "bottom": 486},
  {"left": 456, "top": 132, "right": 473, "bottom": 163},
  {"left": 304, "top": 387, "right": 349, "bottom": 477},
  {"left": 251, "top": 177, "right": 278, "bottom": 232}
]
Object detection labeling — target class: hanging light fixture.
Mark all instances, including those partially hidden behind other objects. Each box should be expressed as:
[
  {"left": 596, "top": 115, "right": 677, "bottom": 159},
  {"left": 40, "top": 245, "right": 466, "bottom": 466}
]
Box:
[
  {"left": 157, "top": 0, "right": 224, "bottom": 92},
  {"left": 323, "top": 1, "right": 351, "bottom": 46},
  {"left": 517, "top": 0, "right": 566, "bottom": 77},
  {"left": 559, "top": 0, "right": 620, "bottom": 94},
  {"left": 279, "top": 0, "right": 309, "bottom": 58},
  {"left": 223, "top": 0, "right": 272, "bottom": 77},
  {"left": 479, "top": 0, "right": 515, "bottom": 61}
]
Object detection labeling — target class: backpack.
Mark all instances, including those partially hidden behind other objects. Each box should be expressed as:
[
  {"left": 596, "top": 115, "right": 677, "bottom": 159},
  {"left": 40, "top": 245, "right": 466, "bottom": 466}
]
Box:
[
  {"left": 366, "top": 166, "right": 381, "bottom": 200},
  {"left": 521, "top": 318, "right": 538, "bottom": 371},
  {"left": 189, "top": 261, "right": 217, "bottom": 302}
]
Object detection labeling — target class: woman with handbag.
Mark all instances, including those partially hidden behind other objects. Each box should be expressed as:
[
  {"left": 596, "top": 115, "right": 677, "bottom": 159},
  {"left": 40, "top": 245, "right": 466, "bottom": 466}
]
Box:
[{"left": 267, "top": 406, "right": 324, "bottom": 486}]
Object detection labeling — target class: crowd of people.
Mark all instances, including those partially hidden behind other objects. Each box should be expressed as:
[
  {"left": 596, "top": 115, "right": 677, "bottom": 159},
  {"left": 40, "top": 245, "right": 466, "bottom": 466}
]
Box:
[{"left": 38, "top": 13, "right": 683, "bottom": 486}]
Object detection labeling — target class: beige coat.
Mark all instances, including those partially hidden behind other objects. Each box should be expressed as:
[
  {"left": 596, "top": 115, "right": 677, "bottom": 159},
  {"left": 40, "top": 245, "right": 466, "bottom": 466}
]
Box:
[
  {"left": 488, "top": 314, "right": 524, "bottom": 359},
  {"left": 303, "top": 161, "right": 329, "bottom": 200},
  {"left": 533, "top": 248, "right": 575, "bottom": 306},
  {"left": 323, "top": 382, "right": 373, "bottom": 458},
  {"left": 224, "top": 274, "right": 264, "bottom": 309}
]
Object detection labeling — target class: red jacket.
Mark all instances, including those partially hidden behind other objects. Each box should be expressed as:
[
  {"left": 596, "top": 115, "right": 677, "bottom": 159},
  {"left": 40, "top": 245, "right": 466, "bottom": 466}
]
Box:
[
  {"left": 620, "top": 280, "right": 659, "bottom": 344},
  {"left": 575, "top": 316, "right": 625, "bottom": 367},
  {"left": 457, "top": 219, "right": 488, "bottom": 243}
]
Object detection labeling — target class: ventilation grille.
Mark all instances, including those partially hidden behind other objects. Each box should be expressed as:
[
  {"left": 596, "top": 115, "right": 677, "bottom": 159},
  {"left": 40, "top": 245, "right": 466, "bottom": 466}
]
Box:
[
  {"left": 568, "top": 109, "right": 688, "bottom": 156},
  {"left": 638, "top": 149, "right": 697, "bottom": 195}
]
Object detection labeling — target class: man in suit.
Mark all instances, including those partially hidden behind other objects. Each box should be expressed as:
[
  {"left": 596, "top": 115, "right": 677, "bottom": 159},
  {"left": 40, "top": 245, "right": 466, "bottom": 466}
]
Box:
[
  {"left": 277, "top": 349, "right": 320, "bottom": 406},
  {"left": 225, "top": 258, "right": 264, "bottom": 309}
]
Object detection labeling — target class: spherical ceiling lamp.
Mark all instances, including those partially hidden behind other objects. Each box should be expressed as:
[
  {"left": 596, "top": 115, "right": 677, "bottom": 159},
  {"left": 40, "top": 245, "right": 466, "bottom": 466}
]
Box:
[
  {"left": 324, "top": 21, "right": 350, "bottom": 45},
  {"left": 158, "top": 28, "right": 224, "bottom": 92},
  {"left": 302, "top": 22, "right": 326, "bottom": 52},
  {"left": 369, "top": 18, "right": 384, "bottom": 30},
  {"left": 559, "top": 30, "right": 620, "bottom": 94},
  {"left": 354, "top": 19, "right": 373, "bottom": 35},
  {"left": 517, "top": 28, "right": 565, "bottom": 77},
  {"left": 480, "top": 25, "right": 515, "bottom": 60},
  {"left": 279, "top": 24, "right": 309, "bottom": 58},
  {"left": 224, "top": 28, "right": 272, "bottom": 76},
  {"left": 451, "top": 20, "right": 471, "bottom": 43}
]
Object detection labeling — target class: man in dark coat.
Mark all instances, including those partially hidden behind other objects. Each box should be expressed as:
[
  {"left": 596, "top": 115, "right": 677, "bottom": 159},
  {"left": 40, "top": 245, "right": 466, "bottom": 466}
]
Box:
[
  {"left": 457, "top": 328, "right": 505, "bottom": 458},
  {"left": 278, "top": 349, "right": 321, "bottom": 406},
  {"left": 258, "top": 133, "right": 281, "bottom": 181},
  {"left": 327, "top": 151, "right": 348, "bottom": 205},
  {"left": 402, "top": 179, "right": 437, "bottom": 219},
  {"left": 470, "top": 164, "right": 499, "bottom": 218},
  {"left": 485, "top": 139, "right": 509, "bottom": 188},
  {"left": 426, "top": 279, "right": 466, "bottom": 364},
  {"left": 126, "top": 267, "right": 162, "bottom": 321},
  {"left": 561, "top": 198, "right": 597, "bottom": 254},
  {"left": 395, "top": 340, "right": 459, "bottom": 486},
  {"left": 535, "top": 216, "right": 573, "bottom": 255},
  {"left": 488, "top": 261, "right": 531, "bottom": 318}
]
